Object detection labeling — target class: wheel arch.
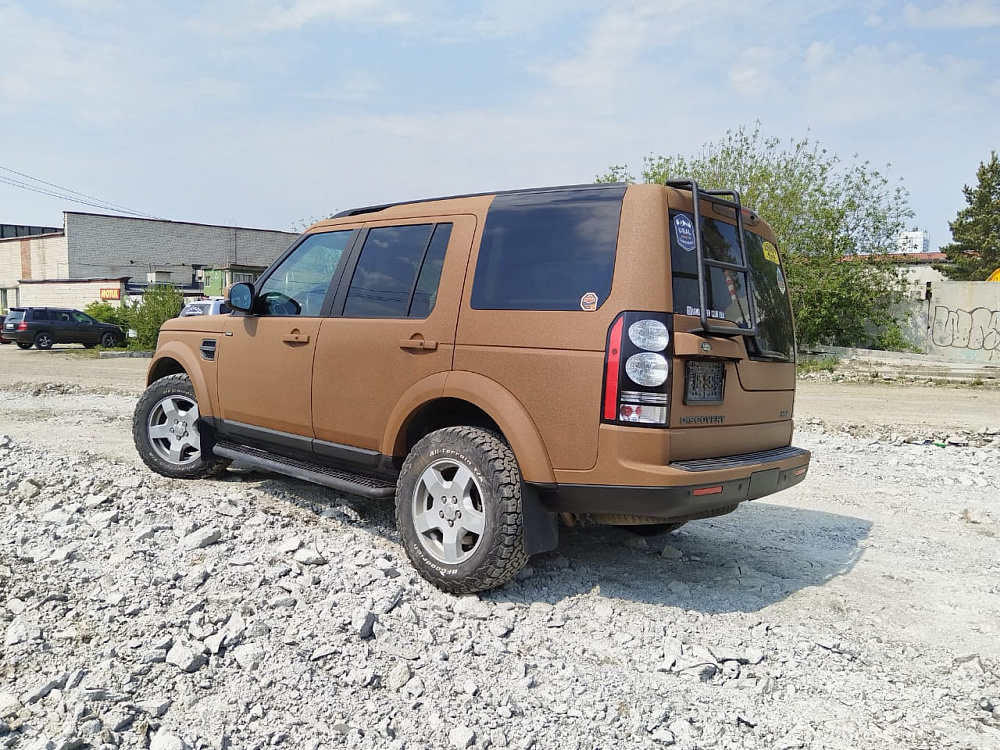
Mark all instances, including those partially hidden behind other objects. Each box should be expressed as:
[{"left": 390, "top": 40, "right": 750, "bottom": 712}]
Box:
[
  {"left": 146, "top": 343, "right": 218, "bottom": 419},
  {"left": 381, "top": 371, "right": 556, "bottom": 485}
]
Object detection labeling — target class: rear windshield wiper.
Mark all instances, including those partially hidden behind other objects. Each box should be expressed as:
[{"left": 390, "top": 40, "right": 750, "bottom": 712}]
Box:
[{"left": 753, "top": 349, "right": 790, "bottom": 362}]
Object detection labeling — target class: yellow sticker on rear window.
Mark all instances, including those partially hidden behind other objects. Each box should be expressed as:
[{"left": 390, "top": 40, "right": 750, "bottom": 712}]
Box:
[{"left": 762, "top": 241, "right": 780, "bottom": 264}]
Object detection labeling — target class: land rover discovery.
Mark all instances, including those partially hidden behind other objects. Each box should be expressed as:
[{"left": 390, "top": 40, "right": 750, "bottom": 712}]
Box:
[{"left": 133, "top": 181, "right": 810, "bottom": 593}]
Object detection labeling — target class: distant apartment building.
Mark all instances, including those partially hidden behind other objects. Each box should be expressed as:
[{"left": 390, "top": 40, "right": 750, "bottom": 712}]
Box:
[
  {"left": 895, "top": 230, "right": 930, "bottom": 255},
  {"left": 0, "top": 212, "right": 296, "bottom": 311}
]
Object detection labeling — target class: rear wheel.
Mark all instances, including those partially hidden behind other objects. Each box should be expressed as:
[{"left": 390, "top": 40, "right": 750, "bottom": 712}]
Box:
[
  {"left": 34, "top": 332, "right": 53, "bottom": 350},
  {"left": 395, "top": 427, "right": 528, "bottom": 594},
  {"left": 132, "top": 374, "right": 230, "bottom": 479}
]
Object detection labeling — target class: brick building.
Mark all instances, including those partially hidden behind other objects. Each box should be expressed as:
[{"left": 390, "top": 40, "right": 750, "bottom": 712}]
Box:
[{"left": 0, "top": 212, "right": 297, "bottom": 311}]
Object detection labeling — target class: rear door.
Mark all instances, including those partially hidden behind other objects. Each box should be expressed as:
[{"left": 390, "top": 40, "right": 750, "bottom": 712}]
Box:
[{"left": 310, "top": 217, "right": 474, "bottom": 454}]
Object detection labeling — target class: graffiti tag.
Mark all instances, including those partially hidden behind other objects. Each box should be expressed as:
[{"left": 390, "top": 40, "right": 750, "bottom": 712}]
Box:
[{"left": 931, "top": 306, "right": 1000, "bottom": 351}]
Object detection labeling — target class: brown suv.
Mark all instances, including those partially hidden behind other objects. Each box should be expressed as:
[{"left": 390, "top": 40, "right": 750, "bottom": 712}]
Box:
[{"left": 133, "top": 182, "right": 810, "bottom": 593}]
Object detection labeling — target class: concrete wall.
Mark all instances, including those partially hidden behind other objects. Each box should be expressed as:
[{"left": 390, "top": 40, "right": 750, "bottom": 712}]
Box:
[
  {"left": 17, "top": 279, "right": 128, "bottom": 310},
  {"left": 0, "top": 233, "right": 70, "bottom": 311},
  {"left": 65, "top": 213, "right": 296, "bottom": 281},
  {"left": 905, "top": 281, "right": 1000, "bottom": 362}
]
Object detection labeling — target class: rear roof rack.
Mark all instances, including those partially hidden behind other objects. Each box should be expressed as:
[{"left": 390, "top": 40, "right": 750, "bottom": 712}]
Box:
[
  {"left": 666, "top": 178, "right": 760, "bottom": 339},
  {"left": 331, "top": 183, "right": 624, "bottom": 218}
]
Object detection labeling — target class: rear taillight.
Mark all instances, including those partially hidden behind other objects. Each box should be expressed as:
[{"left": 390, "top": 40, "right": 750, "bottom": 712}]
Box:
[
  {"left": 602, "top": 312, "right": 672, "bottom": 426},
  {"left": 17, "top": 322, "right": 27, "bottom": 331}
]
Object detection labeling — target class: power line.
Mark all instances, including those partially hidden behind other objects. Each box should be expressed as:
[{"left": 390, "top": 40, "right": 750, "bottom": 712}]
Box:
[{"left": 0, "top": 164, "right": 161, "bottom": 219}]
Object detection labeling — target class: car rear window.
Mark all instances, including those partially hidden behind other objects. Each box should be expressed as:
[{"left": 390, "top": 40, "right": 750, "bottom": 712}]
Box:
[
  {"left": 470, "top": 186, "right": 625, "bottom": 311},
  {"left": 6, "top": 310, "right": 24, "bottom": 322}
]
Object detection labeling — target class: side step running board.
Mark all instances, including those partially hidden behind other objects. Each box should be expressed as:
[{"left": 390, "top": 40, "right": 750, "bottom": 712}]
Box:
[{"left": 213, "top": 441, "right": 396, "bottom": 499}]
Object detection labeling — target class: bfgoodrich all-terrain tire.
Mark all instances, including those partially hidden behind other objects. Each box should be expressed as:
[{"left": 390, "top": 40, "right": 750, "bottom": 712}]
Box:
[
  {"left": 132, "top": 373, "right": 230, "bottom": 480},
  {"left": 395, "top": 427, "right": 529, "bottom": 594}
]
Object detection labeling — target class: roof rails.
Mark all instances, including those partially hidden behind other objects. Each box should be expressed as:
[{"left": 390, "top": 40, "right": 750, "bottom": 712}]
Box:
[
  {"left": 666, "top": 178, "right": 760, "bottom": 339},
  {"left": 331, "top": 183, "right": 624, "bottom": 218}
]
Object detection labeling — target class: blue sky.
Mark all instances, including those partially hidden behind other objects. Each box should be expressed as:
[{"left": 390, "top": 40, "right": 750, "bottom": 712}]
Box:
[{"left": 1, "top": 0, "right": 998, "bottom": 249}]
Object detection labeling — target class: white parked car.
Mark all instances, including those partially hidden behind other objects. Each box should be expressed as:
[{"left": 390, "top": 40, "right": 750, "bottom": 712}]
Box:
[{"left": 179, "top": 298, "right": 231, "bottom": 317}]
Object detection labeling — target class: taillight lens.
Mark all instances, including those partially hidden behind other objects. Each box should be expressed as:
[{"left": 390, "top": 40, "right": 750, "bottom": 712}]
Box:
[
  {"left": 17, "top": 321, "right": 27, "bottom": 331},
  {"left": 603, "top": 312, "right": 672, "bottom": 427},
  {"left": 627, "top": 319, "right": 668, "bottom": 351},
  {"left": 625, "top": 352, "right": 668, "bottom": 387}
]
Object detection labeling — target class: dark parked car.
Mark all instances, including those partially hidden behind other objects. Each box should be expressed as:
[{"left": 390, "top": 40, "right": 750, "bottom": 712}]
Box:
[
  {"left": 0, "top": 315, "right": 9, "bottom": 344},
  {"left": 1, "top": 307, "right": 124, "bottom": 349}
]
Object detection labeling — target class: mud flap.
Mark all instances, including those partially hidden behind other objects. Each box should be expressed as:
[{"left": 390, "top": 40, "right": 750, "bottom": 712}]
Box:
[{"left": 520, "top": 482, "right": 559, "bottom": 555}]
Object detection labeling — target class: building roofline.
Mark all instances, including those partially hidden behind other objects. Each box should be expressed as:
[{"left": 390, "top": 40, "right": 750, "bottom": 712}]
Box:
[
  {"left": 63, "top": 211, "right": 298, "bottom": 236},
  {"left": 0, "top": 231, "right": 65, "bottom": 243},
  {"left": 18, "top": 277, "right": 131, "bottom": 284}
]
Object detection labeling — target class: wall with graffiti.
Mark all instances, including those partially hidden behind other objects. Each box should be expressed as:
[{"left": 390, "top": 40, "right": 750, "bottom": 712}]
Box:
[{"left": 920, "top": 282, "right": 1000, "bottom": 362}]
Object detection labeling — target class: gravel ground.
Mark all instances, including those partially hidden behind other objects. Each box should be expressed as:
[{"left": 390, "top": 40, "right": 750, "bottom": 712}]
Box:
[{"left": 1, "top": 346, "right": 999, "bottom": 750}]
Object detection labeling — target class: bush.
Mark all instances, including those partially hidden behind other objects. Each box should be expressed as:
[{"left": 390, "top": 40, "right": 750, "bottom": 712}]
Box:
[
  {"left": 132, "top": 285, "right": 184, "bottom": 350},
  {"left": 83, "top": 300, "right": 134, "bottom": 333}
]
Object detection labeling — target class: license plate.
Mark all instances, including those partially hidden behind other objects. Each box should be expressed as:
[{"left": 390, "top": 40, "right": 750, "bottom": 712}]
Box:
[{"left": 685, "top": 361, "right": 725, "bottom": 404}]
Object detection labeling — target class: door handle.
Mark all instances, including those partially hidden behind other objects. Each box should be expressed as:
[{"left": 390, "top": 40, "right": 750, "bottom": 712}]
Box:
[
  {"left": 282, "top": 332, "right": 310, "bottom": 344},
  {"left": 399, "top": 338, "right": 438, "bottom": 351}
]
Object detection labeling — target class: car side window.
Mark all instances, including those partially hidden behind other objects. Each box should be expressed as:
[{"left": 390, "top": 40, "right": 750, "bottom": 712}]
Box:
[
  {"left": 257, "top": 230, "right": 353, "bottom": 316},
  {"left": 71, "top": 311, "right": 93, "bottom": 324},
  {"left": 343, "top": 223, "right": 451, "bottom": 319},
  {"left": 470, "top": 187, "right": 624, "bottom": 311}
]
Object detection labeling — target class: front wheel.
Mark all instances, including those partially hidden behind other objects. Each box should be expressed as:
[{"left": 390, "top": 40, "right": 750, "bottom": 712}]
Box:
[
  {"left": 395, "top": 427, "right": 528, "bottom": 594},
  {"left": 100, "top": 331, "right": 119, "bottom": 348},
  {"left": 132, "top": 373, "right": 230, "bottom": 479}
]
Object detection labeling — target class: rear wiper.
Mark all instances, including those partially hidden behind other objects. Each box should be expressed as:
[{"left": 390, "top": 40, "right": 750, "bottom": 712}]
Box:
[{"left": 754, "top": 349, "right": 790, "bottom": 362}]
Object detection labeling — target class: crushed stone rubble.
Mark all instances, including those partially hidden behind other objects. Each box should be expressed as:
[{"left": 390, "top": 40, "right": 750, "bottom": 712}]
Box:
[{"left": 2, "top": 430, "right": 1000, "bottom": 750}]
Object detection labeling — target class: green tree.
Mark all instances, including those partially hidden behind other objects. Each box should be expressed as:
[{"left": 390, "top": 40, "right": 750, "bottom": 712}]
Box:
[
  {"left": 934, "top": 151, "right": 1000, "bottom": 280},
  {"left": 132, "top": 284, "right": 184, "bottom": 349},
  {"left": 599, "top": 124, "right": 914, "bottom": 349}
]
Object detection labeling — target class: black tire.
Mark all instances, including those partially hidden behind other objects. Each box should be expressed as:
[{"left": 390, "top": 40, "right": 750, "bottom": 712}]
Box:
[
  {"left": 395, "top": 427, "right": 528, "bottom": 594},
  {"left": 132, "top": 373, "right": 230, "bottom": 479},
  {"left": 34, "top": 331, "right": 54, "bottom": 350},
  {"left": 16, "top": 342, "right": 32, "bottom": 350},
  {"left": 100, "top": 331, "right": 118, "bottom": 348}
]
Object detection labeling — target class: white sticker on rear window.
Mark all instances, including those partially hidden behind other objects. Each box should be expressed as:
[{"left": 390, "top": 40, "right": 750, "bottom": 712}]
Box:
[
  {"left": 673, "top": 214, "right": 696, "bottom": 252},
  {"left": 776, "top": 267, "right": 786, "bottom": 294}
]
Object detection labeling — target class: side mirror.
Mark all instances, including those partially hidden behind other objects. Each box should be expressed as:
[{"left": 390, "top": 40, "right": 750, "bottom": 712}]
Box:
[{"left": 227, "top": 283, "right": 255, "bottom": 313}]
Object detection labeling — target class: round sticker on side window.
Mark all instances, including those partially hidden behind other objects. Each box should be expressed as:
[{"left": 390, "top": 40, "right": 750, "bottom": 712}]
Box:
[
  {"left": 580, "top": 292, "right": 599, "bottom": 311},
  {"left": 673, "top": 214, "right": 696, "bottom": 252},
  {"left": 776, "top": 266, "right": 787, "bottom": 294}
]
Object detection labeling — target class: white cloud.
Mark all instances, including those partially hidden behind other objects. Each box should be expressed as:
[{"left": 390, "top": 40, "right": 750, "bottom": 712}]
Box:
[
  {"left": 190, "top": 0, "right": 416, "bottom": 34},
  {"left": 903, "top": 0, "right": 1000, "bottom": 28},
  {"left": 729, "top": 47, "right": 782, "bottom": 94}
]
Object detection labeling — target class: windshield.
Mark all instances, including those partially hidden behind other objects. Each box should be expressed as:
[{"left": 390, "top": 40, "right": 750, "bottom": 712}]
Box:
[{"left": 669, "top": 211, "right": 795, "bottom": 361}]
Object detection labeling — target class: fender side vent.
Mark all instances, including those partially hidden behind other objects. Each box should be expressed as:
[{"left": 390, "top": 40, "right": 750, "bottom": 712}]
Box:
[{"left": 200, "top": 339, "right": 217, "bottom": 361}]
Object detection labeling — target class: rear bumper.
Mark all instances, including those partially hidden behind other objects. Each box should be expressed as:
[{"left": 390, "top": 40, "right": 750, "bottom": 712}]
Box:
[{"left": 537, "top": 446, "right": 809, "bottom": 520}]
